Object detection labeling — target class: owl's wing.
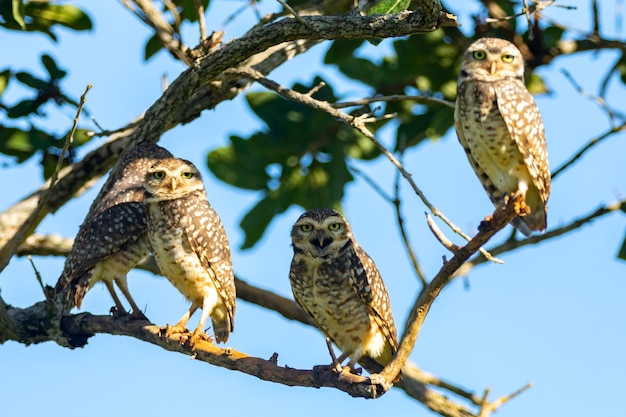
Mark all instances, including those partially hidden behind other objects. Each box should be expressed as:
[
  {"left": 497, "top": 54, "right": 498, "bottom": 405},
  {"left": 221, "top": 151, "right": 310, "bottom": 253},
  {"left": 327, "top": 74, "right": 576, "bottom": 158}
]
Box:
[
  {"left": 184, "top": 199, "right": 236, "bottom": 331},
  {"left": 56, "top": 202, "right": 147, "bottom": 304},
  {"left": 495, "top": 81, "right": 550, "bottom": 201},
  {"left": 348, "top": 246, "right": 398, "bottom": 351}
]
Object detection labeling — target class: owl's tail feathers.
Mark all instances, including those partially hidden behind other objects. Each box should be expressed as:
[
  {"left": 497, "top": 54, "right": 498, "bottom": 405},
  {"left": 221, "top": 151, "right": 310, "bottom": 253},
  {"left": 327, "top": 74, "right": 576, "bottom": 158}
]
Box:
[
  {"left": 211, "top": 316, "right": 233, "bottom": 344},
  {"left": 53, "top": 270, "right": 89, "bottom": 314},
  {"left": 213, "top": 321, "right": 230, "bottom": 343},
  {"left": 512, "top": 207, "right": 547, "bottom": 237}
]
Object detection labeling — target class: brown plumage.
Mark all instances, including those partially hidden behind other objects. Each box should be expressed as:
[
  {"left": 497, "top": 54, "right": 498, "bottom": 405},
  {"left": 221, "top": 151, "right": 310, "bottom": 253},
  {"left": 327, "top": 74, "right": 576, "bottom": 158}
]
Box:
[
  {"left": 455, "top": 38, "right": 550, "bottom": 235},
  {"left": 289, "top": 208, "right": 398, "bottom": 375},
  {"left": 55, "top": 142, "right": 173, "bottom": 317},
  {"left": 143, "top": 158, "right": 235, "bottom": 344}
]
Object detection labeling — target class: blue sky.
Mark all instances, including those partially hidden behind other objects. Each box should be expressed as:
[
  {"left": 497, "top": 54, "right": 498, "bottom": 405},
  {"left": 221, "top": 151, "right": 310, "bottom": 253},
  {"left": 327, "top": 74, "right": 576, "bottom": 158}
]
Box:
[{"left": 1, "top": 1, "right": 626, "bottom": 416}]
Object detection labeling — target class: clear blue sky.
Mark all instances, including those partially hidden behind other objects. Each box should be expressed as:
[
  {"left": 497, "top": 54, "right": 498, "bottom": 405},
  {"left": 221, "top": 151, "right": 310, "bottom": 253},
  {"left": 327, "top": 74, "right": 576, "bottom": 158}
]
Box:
[{"left": 1, "top": 1, "right": 625, "bottom": 416}]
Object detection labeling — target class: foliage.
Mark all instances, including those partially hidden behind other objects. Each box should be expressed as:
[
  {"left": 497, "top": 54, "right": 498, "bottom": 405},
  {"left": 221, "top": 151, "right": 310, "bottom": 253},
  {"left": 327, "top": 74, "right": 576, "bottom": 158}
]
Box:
[
  {"left": 208, "top": 77, "right": 379, "bottom": 248},
  {"left": 0, "top": 1, "right": 93, "bottom": 177}
]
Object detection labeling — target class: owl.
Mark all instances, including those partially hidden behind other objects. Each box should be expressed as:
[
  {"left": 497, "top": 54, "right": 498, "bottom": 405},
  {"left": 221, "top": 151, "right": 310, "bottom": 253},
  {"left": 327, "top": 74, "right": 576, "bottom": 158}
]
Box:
[
  {"left": 455, "top": 37, "right": 550, "bottom": 236},
  {"left": 289, "top": 208, "right": 398, "bottom": 376},
  {"left": 55, "top": 142, "right": 173, "bottom": 318},
  {"left": 143, "top": 158, "right": 235, "bottom": 344}
]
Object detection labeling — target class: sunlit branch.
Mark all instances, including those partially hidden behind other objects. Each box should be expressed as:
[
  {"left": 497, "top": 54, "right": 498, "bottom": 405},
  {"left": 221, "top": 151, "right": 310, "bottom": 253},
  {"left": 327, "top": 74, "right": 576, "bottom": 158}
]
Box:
[
  {"left": 122, "top": 0, "right": 191, "bottom": 65},
  {"left": 13, "top": 234, "right": 479, "bottom": 416}
]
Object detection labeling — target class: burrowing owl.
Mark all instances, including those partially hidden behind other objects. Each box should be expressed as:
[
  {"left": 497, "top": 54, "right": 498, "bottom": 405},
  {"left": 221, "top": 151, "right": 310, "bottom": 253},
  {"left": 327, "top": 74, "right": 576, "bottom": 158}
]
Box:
[
  {"left": 143, "top": 158, "right": 235, "bottom": 344},
  {"left": 455, "top": 37, "right": 550, "bottom": 236},
  {"left": 55, "top": 142, "right": 173, "bottom": 318},
  {"left": 289, "top": 208, "right": 398, "bottom": 375}
]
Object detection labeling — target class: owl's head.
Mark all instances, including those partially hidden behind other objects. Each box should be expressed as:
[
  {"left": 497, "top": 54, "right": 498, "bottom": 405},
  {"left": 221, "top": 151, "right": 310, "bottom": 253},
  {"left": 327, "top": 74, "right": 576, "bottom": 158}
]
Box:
[
  {"left": 291, "top": 208, "right": 353, "bottom": 258},
  {"left": 461, "top": 38, "right": 525, "bottom": 81},
  {"left": 144, "top": 157, "right": 205, "bottom": 201}
]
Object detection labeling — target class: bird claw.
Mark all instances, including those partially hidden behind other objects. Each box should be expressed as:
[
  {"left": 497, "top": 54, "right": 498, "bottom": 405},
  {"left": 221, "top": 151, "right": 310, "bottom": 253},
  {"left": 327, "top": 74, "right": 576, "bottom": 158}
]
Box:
[
  {"left": 128, "top": 309, "right": 149, "bottom": 321},
  {"left": 160, "top": 323, "right": 188, "bottom": 340},
  {"left": 109, "top": 306, "right": 130, "bottom": 318},
  {"left": 187, "top": 329, "right": 213, "bottom": 347}
]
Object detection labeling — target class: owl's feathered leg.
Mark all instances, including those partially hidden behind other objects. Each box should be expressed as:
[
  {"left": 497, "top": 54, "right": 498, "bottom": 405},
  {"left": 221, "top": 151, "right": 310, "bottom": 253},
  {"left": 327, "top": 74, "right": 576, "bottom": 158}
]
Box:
[
  {"left": 324, "top": 337, "right": 343, "bottom": 373},
  {"left": 113, "top": 277, "right": 147, "bottom": 320},
  {"left": 103, "top": 280, "right": 129, "bottom": 317},
  {"left": 190, "top": 297, "right": 214, "bottom": 345},
  {"left": 164, "top": 304, "right": 197, "bottom": 339}
]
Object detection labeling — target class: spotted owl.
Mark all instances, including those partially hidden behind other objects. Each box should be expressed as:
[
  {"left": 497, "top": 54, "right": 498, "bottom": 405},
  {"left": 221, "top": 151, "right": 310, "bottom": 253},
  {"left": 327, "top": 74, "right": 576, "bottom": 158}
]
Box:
[
  {"left": 455, "top": 37, "right": 550, "bottom": 236},
  {"left": 143, "top": 157, "right": 235, "bottom": 344},
  {"left": 55, "top": 142, "right": 173, "bottom": 318},
  {"left": 289, "top": 208, "right": 398, "bottom": 375}
]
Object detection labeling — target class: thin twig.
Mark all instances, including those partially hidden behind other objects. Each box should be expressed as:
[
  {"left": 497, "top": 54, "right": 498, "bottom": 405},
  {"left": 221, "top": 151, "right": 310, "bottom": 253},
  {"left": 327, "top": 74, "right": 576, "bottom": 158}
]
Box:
[
  {"left": 277, "top": 0, "right": 312, "bottom": 29},
  {"left": 350, "top": 164, "right": 427, "bottom": 286},
  {"left": 455, "top": 199, "right": 626, "bottom": 277},
  {"left": 0, "top": 84, "right": 92, "bottom": 273},
  {"left": 561, "top": 68, "right": 626, "bottom": 123},
  {"left": 193, "top": 0, "right": 207, "bottom": 41},
  {"left": 426, "top": 213, "right": 460, "bottom": 253},
  {"left": 27, "top": 255, "right": 46, "bottom": 295},
  {"left": 332, "top": 94, "right": 454, "bottom": 110},
  {"left": 224, "top": 67, "right": 500, "bottom": 264},
  {"left": 393, "top": 165, "right": 428, "bottom": 286},
  {"left": 379, "top": 195, "right": 524, "bottom": 385},
  {"left": 478, "top": 383, "right": 532, "bottom": 416},
  {"left": 551, "top": 123, "right": 626, "bottom": 180}
]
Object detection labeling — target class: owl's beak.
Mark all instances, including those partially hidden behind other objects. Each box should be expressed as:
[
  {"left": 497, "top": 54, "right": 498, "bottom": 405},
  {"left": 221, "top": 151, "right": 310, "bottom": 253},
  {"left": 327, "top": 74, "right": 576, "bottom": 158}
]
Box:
[
  {"left": 311, "top": 231, "right": 332, "bottom": 250},
  {"left": 168, "top": 178, "right": 179, "bottom": 191},
  {"left": 489, "top": 60, "right": 497, "bottom": 75}
]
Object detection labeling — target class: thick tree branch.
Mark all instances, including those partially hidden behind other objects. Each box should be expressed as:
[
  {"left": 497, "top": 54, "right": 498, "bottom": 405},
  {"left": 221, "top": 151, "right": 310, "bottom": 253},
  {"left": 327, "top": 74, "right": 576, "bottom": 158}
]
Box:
[
  {"left": 380, "top": 196, "right": 521, "bottom": 383},
  {"left": 13, "top": 233, "right": 477, "bottom": 417},
  {"left": 0, "top": 7, "right": 452, "bottom": 277},
  {"left": 455, "top": 199, "right": 626, "bottom": 277}
]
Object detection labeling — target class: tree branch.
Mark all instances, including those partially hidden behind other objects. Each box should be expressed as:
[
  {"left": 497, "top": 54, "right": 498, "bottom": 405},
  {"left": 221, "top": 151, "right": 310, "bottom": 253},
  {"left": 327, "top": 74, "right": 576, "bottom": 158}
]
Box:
[{"left": 0, "top": 7, "right": 453, "bottom": 276}]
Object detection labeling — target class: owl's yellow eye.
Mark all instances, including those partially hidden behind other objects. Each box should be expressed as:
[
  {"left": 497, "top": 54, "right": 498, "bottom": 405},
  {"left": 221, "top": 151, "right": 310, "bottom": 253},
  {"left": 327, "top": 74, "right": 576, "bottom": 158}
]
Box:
[
  {"left": 301, "top": 224, "right": 313, "bottom": 232},
  {"left": 153, "top": 171, "right": 165, "bottom": 179},
  {"left": 328, "top": 223, "right": 341, "bottom": 231},
  {"left": 502, "top": 54, "right": 514, "bottom": 63},
  {"left": 181, "top": 172, "right": 194, "bottom": 179},
  {"left": 472, "top": 50, "right": 486, "bottom": 60}
]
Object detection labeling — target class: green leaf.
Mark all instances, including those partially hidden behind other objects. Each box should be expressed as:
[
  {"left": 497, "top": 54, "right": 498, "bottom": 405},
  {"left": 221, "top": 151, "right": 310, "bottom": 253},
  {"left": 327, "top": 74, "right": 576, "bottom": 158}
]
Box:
[
  {"left": 174, "top": 0, "right": 211, "bottom": 23},
  {"left": 239, "top": 192, "right": 292, "bottom": 249},
  {"left": 395, "top": 105, "right": 455, "bottom": 150},
  {"left": 526, "top": 72, "right": 548, "bottom": 95},
  {"left": 14, "top": 71, "right": 48, "bottom": 89},
  {"left": 368, "top": 0, "right": 410, "bottom": 15},
  {"left": 207, "top": 141, "right": 270, "bottom": 190},
  {"left": 26, "top": 3, "right": 92, "bottom": 31},
  {"left": 41, "top": 54, "right": 66, "bottom": 80},
  {"left": 11, "top": 0, "right": 25, "bottom": 29},
  {"left": 65, "top": 128, "right": 92, "bottom": 147},
  {"left": 0, "top": 126, "right": 32, "bottom": 160},
  {"left": 0, "top": 69, "right": 11, "bottom": 97},
  {"left": 144, "top": 33, "right": 163, "bottom": 61},
  {"left": 324, "top": 40, "right": 364, "bottom": 65},
  {"left": 7, "top": 99, "right": 40, "bottom": 118}
]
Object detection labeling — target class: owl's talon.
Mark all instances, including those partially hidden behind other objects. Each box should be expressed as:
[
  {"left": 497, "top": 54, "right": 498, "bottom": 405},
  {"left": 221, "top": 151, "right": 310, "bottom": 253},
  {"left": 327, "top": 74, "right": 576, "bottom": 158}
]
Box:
[
  {"left": 188, "top": 329, "right": 213, "bottom": 347},
  {"left": 109, "top": 306, "right": 129, "bottom": 318},
  {"left": 128, "top": 309, "right": 149, "bottom": 321},
  {"left": 161, "top": 323, "right": 189, "bottom": 341}
]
